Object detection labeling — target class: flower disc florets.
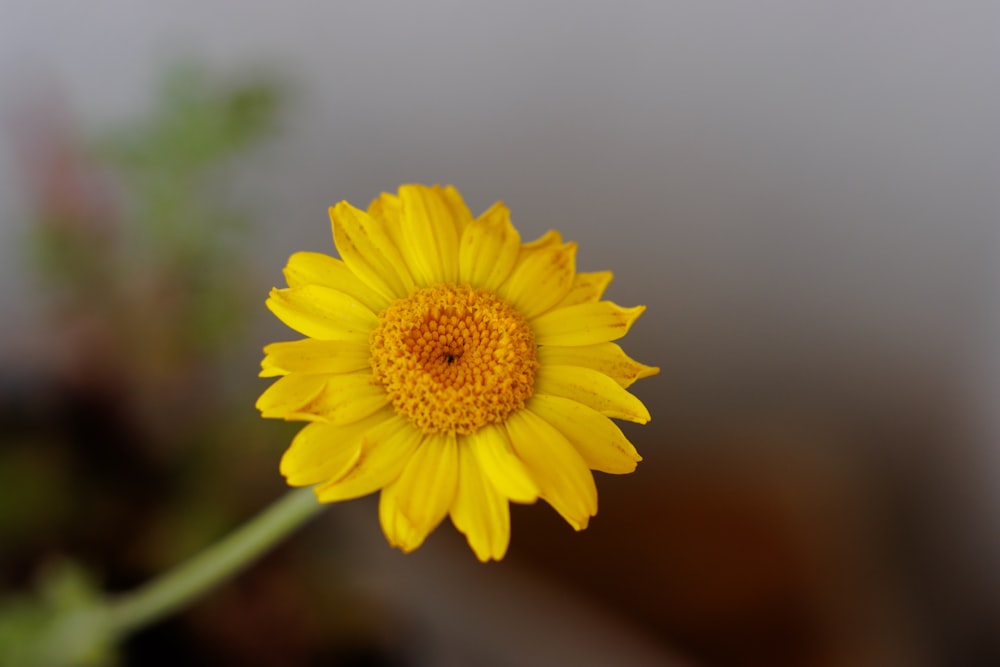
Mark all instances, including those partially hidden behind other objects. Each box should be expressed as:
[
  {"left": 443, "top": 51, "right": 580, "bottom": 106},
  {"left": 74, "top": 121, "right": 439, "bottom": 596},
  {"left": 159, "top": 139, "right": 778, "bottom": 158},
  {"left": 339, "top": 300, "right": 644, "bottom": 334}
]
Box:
[{"left": 369, "top": 285, "right": 538, "bottom": 435}]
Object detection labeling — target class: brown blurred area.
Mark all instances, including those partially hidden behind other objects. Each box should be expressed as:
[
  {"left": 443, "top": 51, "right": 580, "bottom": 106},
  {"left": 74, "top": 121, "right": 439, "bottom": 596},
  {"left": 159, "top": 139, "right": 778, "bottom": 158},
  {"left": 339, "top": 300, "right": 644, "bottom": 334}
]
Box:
[
  {"left": 510, "top": 417, "right": 963, "bottom": 667},
  {"left": 2, "top": 3, "right": 1000, "bottom": 666}
]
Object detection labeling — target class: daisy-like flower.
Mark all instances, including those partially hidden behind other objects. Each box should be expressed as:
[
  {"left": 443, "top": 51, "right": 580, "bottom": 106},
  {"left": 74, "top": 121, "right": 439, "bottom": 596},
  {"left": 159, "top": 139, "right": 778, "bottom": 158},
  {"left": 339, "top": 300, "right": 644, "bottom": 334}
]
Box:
[{"left": 257, "top": 184, "right": 657, "bottom": 561}]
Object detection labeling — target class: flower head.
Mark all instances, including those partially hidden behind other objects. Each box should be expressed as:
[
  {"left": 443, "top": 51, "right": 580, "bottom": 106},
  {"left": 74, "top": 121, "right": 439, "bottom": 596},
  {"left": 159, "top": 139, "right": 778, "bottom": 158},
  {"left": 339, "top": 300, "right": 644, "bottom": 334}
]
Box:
[{"left": 257, "top": 184, "right": 657, "bottom": 561}]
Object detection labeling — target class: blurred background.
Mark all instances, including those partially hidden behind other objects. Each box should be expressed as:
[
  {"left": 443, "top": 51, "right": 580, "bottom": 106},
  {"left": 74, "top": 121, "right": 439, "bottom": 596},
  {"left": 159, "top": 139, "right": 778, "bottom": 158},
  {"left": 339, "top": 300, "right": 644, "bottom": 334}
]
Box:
[{"left": 1, "top": 1, "right": 998, "bottom": 665}]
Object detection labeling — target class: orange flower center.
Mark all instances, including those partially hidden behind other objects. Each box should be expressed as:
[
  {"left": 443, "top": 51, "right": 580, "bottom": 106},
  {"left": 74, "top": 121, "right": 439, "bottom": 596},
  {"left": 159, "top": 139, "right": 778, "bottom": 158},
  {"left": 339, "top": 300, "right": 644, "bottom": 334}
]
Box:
[{"left": 369, "top": 285, "right": 538, "bottom": 434}]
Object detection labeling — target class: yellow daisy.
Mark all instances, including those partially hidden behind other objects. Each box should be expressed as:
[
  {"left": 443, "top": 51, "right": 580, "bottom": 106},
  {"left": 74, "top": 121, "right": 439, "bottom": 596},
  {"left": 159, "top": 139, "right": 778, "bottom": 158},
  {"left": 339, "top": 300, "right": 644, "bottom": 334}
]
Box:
[{"left": 257, "top": 184, "right": 657, "bottom": 561}]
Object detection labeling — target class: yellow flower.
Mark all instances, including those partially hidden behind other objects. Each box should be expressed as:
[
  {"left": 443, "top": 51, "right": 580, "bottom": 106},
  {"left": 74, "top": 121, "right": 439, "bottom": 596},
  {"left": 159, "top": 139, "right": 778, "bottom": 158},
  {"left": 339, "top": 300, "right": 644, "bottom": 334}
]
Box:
[{"left": 257, "top": 184, "right": 657, "bottom": 561}]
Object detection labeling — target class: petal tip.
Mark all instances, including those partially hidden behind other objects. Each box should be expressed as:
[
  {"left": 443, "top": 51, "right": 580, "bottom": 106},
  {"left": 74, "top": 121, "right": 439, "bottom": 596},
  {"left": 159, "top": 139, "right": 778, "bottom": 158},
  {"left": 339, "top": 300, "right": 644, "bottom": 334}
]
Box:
[
  {"left": 638, "top": 364, "right": 661, "bottom": 380},
  {"left": 328, "top": 200, "right": 350, "bottom": 216},
  {"left": 619, "top": 304, "right": 647, "bottom": 334},
  {"left": 631, "top": 404, "right": 653, "bottom": 424}
]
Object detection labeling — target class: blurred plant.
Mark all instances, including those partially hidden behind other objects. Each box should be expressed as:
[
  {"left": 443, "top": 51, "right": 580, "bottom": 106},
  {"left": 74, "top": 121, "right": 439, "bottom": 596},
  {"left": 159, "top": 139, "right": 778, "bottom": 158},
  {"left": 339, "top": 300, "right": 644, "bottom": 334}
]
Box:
[
  {"left": 32, "top": 63, "right": 281, "bottom": 376},
  {"left": 16, "top": 64, "right": 290, "bottom": 483},
  {"left": 0, "top": 63, "right": 327, "bottom": 666},
  {"left": 92, "top": 63, "right": 280, "bottom": 358}
]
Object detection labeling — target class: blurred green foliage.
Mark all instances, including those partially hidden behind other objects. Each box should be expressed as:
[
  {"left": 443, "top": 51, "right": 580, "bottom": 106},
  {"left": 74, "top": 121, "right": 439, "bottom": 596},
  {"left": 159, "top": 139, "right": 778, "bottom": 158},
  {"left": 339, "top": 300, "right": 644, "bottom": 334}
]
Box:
[
  {"left": 0, "top": 62, "right": 335, "bottom": 665},
  {"left": 33, "top": 62, "right": 283, "bottom": 357},
  {"left": 0, "top": 561, "right": 115, "bottom": 667}
]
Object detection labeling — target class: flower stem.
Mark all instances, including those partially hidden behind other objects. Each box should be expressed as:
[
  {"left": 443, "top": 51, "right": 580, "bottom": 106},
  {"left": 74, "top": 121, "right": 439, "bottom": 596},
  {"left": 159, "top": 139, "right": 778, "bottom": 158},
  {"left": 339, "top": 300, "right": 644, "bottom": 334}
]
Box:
[{"left": 106, "top": 487, "right": 324, "bottom": 636}]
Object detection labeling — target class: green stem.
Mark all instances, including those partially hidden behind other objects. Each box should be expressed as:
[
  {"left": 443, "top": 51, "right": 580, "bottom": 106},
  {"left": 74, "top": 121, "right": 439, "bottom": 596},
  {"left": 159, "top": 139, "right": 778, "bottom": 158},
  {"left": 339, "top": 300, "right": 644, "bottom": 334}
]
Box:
[{"left": 106, "top": 487, "right": 325, "bottom": 636}]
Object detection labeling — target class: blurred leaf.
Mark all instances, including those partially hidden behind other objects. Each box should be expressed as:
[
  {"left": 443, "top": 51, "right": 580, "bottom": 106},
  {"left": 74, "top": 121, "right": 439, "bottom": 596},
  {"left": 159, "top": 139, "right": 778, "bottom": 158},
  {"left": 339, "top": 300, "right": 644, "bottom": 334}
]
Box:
[
  {"left": 99, "top": 63, "right": 281, "bottom": 173},
  {"left": 0, "top": 561, "right": 117, "bottom": 667},
  {"left": 28, "top": 61, "right": 286, "bottom": 361}
]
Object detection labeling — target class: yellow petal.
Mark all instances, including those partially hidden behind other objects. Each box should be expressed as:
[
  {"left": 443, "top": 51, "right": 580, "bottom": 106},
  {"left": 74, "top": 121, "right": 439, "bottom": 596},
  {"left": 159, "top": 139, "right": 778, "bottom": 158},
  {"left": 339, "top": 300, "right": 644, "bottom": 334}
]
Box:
[
  {"left": 537, "top": 342, "right": 659, "bottom": 387},
  {"left": 522, "top": 229, "right": 563, "bottom": 251},
  {"left": 398, "top": 184, "right": 460, "bottom": 286},
  {"left": 257, "top": 371, "right": 388, "bottom": 424},
  {"left": 330, "top": 201, "right": 415, "bottom": 300},
  {"left": 374, "top": 187, "right": 469, "bottom": 243},
  {"left": 367, "top": 191, "right": 402, "bottom": 226},
  {"left": 282, "top": 251, "right": 389, "bottom": 313},
  {"left": 369, "top": 187, "right": 475, "bottom": 277},
  {"left": 308, "top": 372, "right": 389, "bottom": 425},
  {"left": 260, "top": 339, "right": 371, "bottom": 377},
  {"left": 379, "top": 483, "right": 422, "bottom": 554},
  {"left": 435, "top": 184, "right": 474, "bottom": 235},
  {"left": 315, "top": 415, "right": 421, "bottom": 502},
  {"left": 266, "top": 286, "right": 377, "bottom": 342},
  {"left": 532, "top": 301, "right": 645, "bottom": 346},
  {"left": 498, "top": 241, "right": 577, "bottom": 320},
  {"left": 527, "top": 395, "right": 641, "bottom": 474},
  {"left": 504, "top": 409, "right": 597, "bottom": 530},
  {"left": 366, "top": 192, "right": 408, "bottom": 255},
  {"left": 464, "top": 424, "right": 539, "bottom": 503},
  {"left": 450, "top": 444, "right": 511, "bottom": 562},
  {"left": 535, "top": 365, "right": 651, "bottom": 424},
  {"left": 378, "top": 433, "right": 459, "bottom": 553},
  {"left": 279, "top": 409, "right": 392, "bottom": 486},
  {"left": 434, "top": 185, "right": 472, "bottom": 227},
  {"left": 458, "top": 202, "right": 521, "bottom": 290},
  {"left": 255, "top": 374, "right": 326, "bottom": 420},
  {"left": 554, "top": 271, "right": 614, "bottom": 308}
]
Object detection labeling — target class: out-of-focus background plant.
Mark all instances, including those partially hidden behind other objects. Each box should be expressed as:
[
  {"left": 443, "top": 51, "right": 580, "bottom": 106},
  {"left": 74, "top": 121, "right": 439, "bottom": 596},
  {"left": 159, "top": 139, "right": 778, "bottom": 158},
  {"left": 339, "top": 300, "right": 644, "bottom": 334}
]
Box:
[{"left": 1, "top": 64, "right": 387, "bottom": 666}]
